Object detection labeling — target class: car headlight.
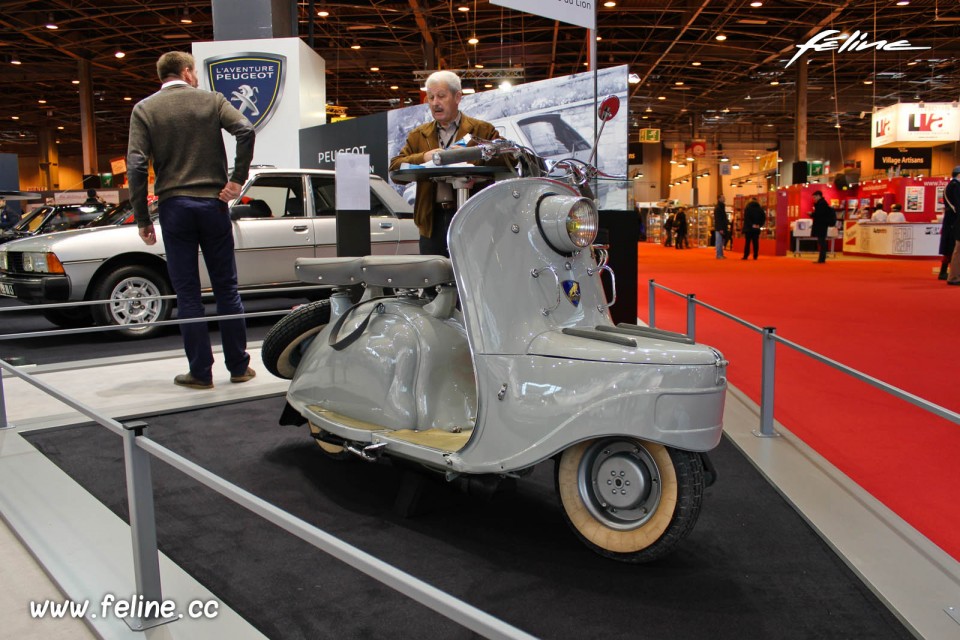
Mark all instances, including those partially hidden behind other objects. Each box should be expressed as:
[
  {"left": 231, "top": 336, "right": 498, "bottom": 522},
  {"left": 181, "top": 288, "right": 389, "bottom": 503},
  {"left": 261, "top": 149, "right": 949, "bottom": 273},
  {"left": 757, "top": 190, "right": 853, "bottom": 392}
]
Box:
[
  {"left": 21, "top": 252, "right": 65, "bottom": 274},
  {"left": 0, "top": 251, "right": 7, "bottom": 271},
  {"left": 536, "top": 193, "right": 598, "bottom": 254}
]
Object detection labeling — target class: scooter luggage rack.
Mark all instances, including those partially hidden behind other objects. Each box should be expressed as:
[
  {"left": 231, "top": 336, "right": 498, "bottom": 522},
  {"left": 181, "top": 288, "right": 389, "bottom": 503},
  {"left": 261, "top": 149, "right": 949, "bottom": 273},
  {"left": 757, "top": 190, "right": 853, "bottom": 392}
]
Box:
[{"left": 296, "top": 255, "right": 455, "bottom": 289}]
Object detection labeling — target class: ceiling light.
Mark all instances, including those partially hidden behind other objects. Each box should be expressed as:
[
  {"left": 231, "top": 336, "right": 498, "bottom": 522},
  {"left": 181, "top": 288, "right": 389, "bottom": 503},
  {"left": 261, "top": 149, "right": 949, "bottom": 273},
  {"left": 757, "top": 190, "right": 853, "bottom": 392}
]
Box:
[
  {"left": 691, "top": 61, "right": 702, "bottom": 67},
  {"left": 11, "top": 55, "right": 21, "bottom": 65},
  {"left": 45, "top": 14, "right": 58, "bottom": 29},
  {"left": 11, "top": 116, "right": 19, "bottom": 120},
  {"left": 645, "top": 106, "right": 653, "bottom": 112},
  {"left": 123, "top": 96, "right": 132, "bottom": 101},
  {"left": 468, "top": 36, "right": 479, "bottom": 45},
  {"left": 686, "top": 156, "right": 695, "bottom": 162},
  {"left": 641, "top": 115, "right": 649, "bottom": 120},
  {"left": 770, "top": 80, "right": 779, "bottom": 85},
  {"left": 350, "top": 43, "right": 361, "bottom": 50},
  {"left": 669, "top": 159, "right": 677, "bottom": 164},
  {"left": 474, "top": 63, "right": 483, "bottom": 68},
  {"left": 180, "top": 7, "right": 193, "bottom": 24},
  {"left": 750, "top": 0, "right": 763, "bottom": 5},
  {"left": 370, "top": 66, "right": 379, "bottom": 71},
  {"left": 458, "top": 5, "right": 470, "bottom": 11},
  {"left": 499, "top": 80, "right": 513, "bottom": 91},
  {"left": 657, "top": 95, "right": 666, "bottom": 100},
  {"left": 71, "top": 79, "right": 79, "bottom": 84},
  {"left": 834, "top": 123, "right": 842, "bottom": 128},
  {"left": 675, "top": 81, "right": 684, "bottom": 86},
  {"left": 318, "top": 10, "right": 330, "bottom": 17},
  {"left": 484, "top": 83, "right": 493, "bottom": 88},
  {"left": 628, "top": 73, "right": 640, "bottom": 84},
  {"left": 720, "top": 154, "right": 729, "bottom": 162},
  {"left": 115, "top": 51, "right": 126, "bottom": 59},
  {"left": 390, "top": 85, "right": 399, "bottom": 90},
  {"left": 604, "top": 1, "right": 617, "bottom": 6},
  {"left": 596, "top": 36, "right": 602, "bottom": 41},
  {"left": 715, "top": 34, "right": 727, "bottom": 41},
  {"left": 462, "top": 87, "right": 475, "bottom": 94},
  {"left": 732, "top": 163, "right": 740, "bottom": 169},
  {"left": 57, "top": 125, "right": 64, "bottom": 130},
  {"left": 38, "top": 98, "right": 46, "bottom": 104},
  {"left": 863, "top": 79, "right": 873, "bottom": 85},
  {"left": 896, "top": 0, "right": 910, "bottom": 5}
]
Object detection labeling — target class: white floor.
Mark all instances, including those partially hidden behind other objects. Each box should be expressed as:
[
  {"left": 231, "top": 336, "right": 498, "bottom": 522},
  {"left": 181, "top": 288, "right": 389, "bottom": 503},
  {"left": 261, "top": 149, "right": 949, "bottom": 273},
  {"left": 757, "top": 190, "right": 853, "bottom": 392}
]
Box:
[{"left": 0, "top": 346, "right": 958, "bottom": 639}]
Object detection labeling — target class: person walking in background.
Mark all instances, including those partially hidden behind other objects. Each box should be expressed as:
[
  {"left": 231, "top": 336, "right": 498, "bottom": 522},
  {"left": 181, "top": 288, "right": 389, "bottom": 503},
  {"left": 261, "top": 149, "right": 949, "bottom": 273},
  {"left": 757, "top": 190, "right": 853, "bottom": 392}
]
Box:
[
  {"left": 741, "top": 197, "right": 765, "bottom": 260},
  {"left": 945, "top": 166, "right": 960, "bottom": 286},
  {"left": 0, "top": 198, "right": 21, "bottom": 230},
  {"left": 674, "top": 208, "right": 688, "bottom": 250},
  {"left": 389, "top": 70, "right": 500, "bottom": 257},
  {"left": 713, "top": 195, "right": 728, "bottom": 259},
  {"left": 810, "top": 190, "right": 838, "bottom": 264},
  {"left": 128, "top": 51, "right": 256, "bottom": 389},
  {"left": 663, "top": 211, "right": 675, "bottom": 247}
]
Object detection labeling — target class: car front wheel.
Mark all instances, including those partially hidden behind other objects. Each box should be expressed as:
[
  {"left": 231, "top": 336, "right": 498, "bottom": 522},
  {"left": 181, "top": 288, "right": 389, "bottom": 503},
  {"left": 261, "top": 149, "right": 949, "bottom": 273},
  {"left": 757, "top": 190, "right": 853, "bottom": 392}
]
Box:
[
  {"left": 556, "top": 437, "right": 704, "bottom": 563},
  {"left": 91, "top": 265, "right": 173, "bottom": 339}
]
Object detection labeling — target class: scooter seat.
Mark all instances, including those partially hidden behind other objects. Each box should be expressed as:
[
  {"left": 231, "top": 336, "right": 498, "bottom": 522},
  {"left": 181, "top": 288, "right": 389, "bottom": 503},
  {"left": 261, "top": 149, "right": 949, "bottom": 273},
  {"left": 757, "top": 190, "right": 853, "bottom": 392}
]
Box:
[
  {"left": 360, "top": 255, "right": 454, "bottom": 288},
  {"left": 294, "top": 255, "right": 454, "bottom": 288},
  {"left": 295, "top": 257, "right": 365, "bottom": 286}
]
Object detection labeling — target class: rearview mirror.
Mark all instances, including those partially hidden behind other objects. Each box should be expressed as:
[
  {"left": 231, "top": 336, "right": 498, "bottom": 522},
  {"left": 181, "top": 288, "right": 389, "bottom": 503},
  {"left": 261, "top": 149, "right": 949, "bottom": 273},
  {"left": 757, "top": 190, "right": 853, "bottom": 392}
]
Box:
[{"left": 598, "top": 95, "right": 620, "bottom": 122}]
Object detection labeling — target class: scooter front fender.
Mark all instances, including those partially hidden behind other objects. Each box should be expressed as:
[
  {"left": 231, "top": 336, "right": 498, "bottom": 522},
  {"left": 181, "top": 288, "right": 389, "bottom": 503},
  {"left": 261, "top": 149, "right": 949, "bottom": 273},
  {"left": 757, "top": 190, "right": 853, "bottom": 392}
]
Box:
[{"left": 447, "top": 353, "right": 725, "bottom": 473}]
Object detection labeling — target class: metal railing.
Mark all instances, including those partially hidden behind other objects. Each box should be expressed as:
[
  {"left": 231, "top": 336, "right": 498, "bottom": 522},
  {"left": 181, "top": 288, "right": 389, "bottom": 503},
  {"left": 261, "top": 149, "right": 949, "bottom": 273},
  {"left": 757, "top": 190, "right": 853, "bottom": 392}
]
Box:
[
  {"left": 647, "top": 279, "right": 960, "bottom": 436},
  {"left": 0, "top": 296, "right": 535, "bottom": 638}
]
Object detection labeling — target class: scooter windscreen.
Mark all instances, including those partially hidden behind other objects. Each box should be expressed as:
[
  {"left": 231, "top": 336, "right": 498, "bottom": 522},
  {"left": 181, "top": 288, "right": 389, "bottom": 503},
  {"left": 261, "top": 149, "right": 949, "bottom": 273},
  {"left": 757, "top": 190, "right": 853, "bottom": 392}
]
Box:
[{"left": 535, "top": 193, "right": 598, "bottom": 254}]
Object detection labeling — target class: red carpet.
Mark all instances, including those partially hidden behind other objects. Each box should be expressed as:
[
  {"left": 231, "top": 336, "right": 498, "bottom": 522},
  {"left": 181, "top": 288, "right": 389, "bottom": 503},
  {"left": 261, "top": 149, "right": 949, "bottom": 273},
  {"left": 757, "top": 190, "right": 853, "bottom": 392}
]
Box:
[{"left": 634, "top": 243, "right": 959, "bottom": 560}]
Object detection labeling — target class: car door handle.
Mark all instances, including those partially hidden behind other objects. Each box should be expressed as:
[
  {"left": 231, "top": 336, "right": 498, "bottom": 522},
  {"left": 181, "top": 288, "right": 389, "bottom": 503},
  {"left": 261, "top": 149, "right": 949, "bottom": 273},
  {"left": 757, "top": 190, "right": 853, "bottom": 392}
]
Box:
[
  {"left": 292, "top": 225, "right": 308, "bottom": 232},
  {"left": 379, "top": 222, "right": 394, "bottom": 229}
]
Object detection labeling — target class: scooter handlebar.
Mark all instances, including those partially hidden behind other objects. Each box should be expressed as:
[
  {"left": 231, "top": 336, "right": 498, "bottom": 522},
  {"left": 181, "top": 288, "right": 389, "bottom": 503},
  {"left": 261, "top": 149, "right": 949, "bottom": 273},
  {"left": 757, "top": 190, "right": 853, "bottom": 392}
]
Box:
[{"left": 434, "top": 146, "right": 484, "bottom": 166}]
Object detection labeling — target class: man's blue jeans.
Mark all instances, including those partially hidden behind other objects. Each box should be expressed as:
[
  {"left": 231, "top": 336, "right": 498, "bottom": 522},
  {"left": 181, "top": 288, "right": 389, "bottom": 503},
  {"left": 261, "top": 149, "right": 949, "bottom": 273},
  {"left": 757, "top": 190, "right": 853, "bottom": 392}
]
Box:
[
  {"left": 715, "top": 231, "right": 725, "bottom": 258},
  {"left": 159, "top": 196, "right": 249, "bottom": 383}
]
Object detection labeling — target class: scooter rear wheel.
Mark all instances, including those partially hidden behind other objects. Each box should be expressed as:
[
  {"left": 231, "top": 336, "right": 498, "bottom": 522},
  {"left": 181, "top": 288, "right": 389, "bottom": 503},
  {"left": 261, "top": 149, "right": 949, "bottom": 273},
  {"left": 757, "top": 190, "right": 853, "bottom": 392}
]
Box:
[
  {"left": 261, "top": 300, "right": 331, "bottom": 379},
  {"left": 556, "top": 437, "right": 703, "bottom": 563}
]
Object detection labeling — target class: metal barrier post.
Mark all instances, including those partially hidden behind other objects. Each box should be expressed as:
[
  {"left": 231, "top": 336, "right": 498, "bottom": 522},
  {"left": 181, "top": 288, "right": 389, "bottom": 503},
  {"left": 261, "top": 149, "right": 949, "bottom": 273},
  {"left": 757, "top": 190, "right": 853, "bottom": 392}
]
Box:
[
  {"left": 0, "top": 370, "right": 9, "bottom": 430},
  {"left": 121, "top": 421, "right": 170, "bottom": 631},
  {"left": 648, "top": 279, "right": 656, "bottom": 328},
  {"left": 686, "top": 293, "right": 696, "bottom": 340},
  {"left": 753, "top": 327, "right": 781, "bottom": 438}
]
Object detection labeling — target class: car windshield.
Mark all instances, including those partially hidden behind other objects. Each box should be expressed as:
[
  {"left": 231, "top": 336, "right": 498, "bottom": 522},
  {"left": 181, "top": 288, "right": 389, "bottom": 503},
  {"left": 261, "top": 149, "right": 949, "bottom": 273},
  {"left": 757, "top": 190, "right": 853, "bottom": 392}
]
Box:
[
  {"left": 14, "top": 207, "right": 54, "bottom": 233},
  {"left": 14, "top": 204, "right": 106, "bottom": 233}
]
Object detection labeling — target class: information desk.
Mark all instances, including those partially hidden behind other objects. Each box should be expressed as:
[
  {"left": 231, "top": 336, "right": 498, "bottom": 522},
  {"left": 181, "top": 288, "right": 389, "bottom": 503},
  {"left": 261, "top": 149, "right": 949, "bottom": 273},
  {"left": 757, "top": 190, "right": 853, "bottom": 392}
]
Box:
[{"left": 842, "top": 221, "right": 942, "bottom": 258}]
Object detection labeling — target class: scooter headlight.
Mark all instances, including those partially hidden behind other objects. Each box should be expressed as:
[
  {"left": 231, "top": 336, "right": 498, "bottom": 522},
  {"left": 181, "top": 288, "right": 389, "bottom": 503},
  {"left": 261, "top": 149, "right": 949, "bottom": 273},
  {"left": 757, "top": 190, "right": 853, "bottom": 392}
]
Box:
[{"left": 536, "top": 194, "right": 598, "bottom": 254}]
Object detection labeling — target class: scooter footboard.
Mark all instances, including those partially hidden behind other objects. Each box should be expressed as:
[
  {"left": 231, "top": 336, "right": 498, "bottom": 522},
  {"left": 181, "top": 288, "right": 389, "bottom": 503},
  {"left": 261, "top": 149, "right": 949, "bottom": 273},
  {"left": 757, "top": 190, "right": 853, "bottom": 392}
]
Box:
[{"left": 448, "top": 354, "right": 725, "bottom": 473}]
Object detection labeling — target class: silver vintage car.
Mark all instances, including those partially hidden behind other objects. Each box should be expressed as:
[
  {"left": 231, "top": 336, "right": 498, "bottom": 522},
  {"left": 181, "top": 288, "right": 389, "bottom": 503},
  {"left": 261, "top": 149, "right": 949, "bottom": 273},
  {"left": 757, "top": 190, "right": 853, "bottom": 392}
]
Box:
[{"left": 0, "top": 169, "right": 418, "bottom": 337}]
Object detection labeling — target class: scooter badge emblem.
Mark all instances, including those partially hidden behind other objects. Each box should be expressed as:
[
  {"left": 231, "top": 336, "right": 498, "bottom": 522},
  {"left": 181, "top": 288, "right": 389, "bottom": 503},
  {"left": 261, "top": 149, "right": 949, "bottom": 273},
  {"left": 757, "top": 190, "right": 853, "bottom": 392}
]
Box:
[{"left": 562, "top": 280, "right": 581, "bottom": 307}]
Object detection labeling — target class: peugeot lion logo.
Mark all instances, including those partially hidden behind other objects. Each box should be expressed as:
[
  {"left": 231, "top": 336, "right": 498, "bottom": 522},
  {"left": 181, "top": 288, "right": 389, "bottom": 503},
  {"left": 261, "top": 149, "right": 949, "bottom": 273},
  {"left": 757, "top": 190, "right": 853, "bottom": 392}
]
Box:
[{"left": 204, "top": 52, "right": 286, "bottom": 131}]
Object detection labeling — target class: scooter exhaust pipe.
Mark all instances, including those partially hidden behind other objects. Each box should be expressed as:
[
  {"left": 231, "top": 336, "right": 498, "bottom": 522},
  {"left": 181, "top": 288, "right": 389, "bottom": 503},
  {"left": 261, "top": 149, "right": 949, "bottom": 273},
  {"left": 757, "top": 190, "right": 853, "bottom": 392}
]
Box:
[{"left": 346, "top": 441, "right": 387, "bottom": 462}]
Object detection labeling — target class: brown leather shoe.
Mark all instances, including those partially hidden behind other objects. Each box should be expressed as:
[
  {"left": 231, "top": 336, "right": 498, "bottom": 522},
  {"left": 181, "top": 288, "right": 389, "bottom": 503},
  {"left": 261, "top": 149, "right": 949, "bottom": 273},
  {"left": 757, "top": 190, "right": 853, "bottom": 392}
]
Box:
[
  {"left": 230, "top": 367, "right": 257, "bottom": 383},
  {"left": 174, "top": 373, "right": 214, "bottom": 390}
]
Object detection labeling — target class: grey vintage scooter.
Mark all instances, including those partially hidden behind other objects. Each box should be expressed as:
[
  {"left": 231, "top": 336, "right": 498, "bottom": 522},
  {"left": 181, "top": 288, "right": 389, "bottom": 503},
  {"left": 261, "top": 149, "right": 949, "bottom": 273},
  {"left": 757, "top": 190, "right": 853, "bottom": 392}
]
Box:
[{"left": 262, "top": 102, "right": 727, "bottom": 562}]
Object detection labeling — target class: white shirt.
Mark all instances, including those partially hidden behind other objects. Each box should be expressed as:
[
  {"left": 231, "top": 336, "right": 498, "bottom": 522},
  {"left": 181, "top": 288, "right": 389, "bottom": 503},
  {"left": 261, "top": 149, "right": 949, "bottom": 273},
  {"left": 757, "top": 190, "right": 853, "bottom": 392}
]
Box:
[
  {"left": 871, "top": 210, "right": 888, "bottom": 222},
  {"left": 887, "top": 210, "right": 906, "bottom": 222}
]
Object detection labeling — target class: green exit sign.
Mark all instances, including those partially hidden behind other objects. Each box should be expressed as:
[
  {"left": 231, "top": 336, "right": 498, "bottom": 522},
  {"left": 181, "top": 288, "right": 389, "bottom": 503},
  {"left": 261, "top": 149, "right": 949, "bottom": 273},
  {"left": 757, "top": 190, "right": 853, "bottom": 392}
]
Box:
[{"left": 639, "top": 128, "right": 661, "bottom": 143}]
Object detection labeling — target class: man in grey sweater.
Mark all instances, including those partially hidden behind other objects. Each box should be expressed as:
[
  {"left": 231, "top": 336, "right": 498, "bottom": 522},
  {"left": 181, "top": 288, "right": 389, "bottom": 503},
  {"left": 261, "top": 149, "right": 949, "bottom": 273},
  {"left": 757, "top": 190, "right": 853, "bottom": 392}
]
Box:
[{"left": 127, "top": 51, "right": 256, "bottom": 389}]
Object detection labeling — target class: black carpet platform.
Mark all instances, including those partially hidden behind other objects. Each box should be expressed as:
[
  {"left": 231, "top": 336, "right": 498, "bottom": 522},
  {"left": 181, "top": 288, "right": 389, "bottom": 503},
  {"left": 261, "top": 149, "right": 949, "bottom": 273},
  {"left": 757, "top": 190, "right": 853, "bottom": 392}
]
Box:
[{"left": 24, "top": 397, "right": 910, "bottom": 640}]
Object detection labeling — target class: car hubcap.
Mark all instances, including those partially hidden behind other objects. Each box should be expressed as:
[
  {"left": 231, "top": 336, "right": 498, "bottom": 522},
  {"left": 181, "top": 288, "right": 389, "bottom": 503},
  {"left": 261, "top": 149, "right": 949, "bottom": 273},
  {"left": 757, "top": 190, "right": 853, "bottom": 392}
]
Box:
[
  {"left": 577, "top": 439, "right": 662, "bottom": 530},
  {"left": 109, "top": 277, "right": 163, "bottom": 327}
]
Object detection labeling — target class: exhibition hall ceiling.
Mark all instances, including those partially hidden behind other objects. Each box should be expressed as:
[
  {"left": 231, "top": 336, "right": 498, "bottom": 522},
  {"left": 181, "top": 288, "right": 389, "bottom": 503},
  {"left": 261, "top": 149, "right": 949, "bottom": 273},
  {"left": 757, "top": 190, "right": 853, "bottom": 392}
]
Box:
[{"left": 1, "top": 0, "right": 959, "bottom": 157}]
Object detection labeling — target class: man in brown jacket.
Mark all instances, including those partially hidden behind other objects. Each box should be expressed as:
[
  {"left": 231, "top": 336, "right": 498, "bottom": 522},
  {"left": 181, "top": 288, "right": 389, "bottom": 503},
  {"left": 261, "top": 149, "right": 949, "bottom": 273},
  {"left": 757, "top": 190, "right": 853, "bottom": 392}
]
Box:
[{"left": 389, "top": 70, "right": 499, "bottom": 256}]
